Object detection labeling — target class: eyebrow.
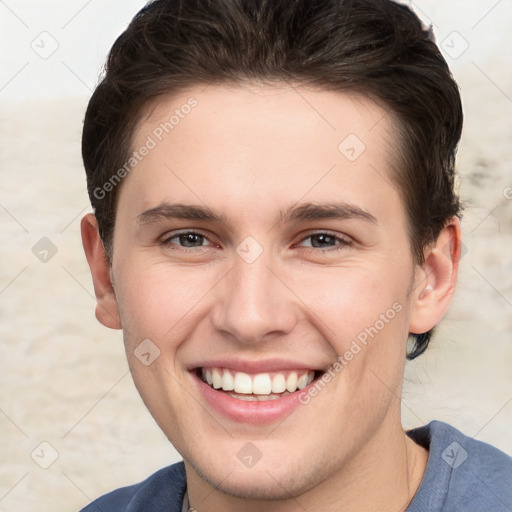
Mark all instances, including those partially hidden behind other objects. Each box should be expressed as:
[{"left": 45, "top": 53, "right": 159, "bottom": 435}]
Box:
[
  {"left": 137, "top": 203, "right": 228, "bottom": 226},
  {"left": 136, "top": 201, "right": 378, "bottom": 227},
  {"left": 280, "top": 202, "right": 378, "bottom": 225}
]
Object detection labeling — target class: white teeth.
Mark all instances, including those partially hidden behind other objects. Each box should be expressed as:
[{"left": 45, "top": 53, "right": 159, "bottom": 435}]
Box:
[
  {"left": 297, "top": 373, "right": 309, "bottom": 389},
  {"left": 229, "top": 392, "right": 287, "bottom": 401},
  {"left": 271, "top": 374, "right": 286, "bottom": 393},
  {"left": 230, "top": 393, "right": 259, "bottom": 401},
  {"left": 286, "top": 372, "right": 298, "bottom": 392},
  {"left": 252, "top": 373, "right": 272, "bottom": 395},
  {"left": 222, "top": 369, "right": 234, "bottom": 391},
  {"left": 202, "top": 368, "right": 316, "bottom": 396},
  {"left": 212, "top": 368, "right": 222, "bottom": 389},
  {"left": 234, "top": 372, "right": 253, "bottom": 394}
]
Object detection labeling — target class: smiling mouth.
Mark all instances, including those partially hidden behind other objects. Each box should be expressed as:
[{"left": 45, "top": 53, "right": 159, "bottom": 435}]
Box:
[{"left": 198, "top": 367, "right": 319, "bottom": 401}]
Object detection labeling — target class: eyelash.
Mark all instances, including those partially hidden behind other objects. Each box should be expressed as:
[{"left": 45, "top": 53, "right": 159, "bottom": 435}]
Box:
[
  {"left": 159, "top": 230, "right": 352, "bottom": 253},
  {"left": 296, "top": 232, "right": 353, "bottom": 252},
  {"left": 159, "top": 231, "right": 214, "bottom": 252}
]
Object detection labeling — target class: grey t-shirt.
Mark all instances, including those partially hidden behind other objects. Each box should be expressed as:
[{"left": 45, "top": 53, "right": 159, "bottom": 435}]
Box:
[
  {"left": 406, "top": 420, "right": 512, "bottom": 511},
  {"left": 81, "top": 420, "right": 512, "bottom": 511}
]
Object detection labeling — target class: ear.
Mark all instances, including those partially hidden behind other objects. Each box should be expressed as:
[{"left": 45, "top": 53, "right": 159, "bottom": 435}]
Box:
[
  {"left": 409, "top": 216, "right": 462, "bottom": 334},
  {"left": 80, "top": 213, "right": 122, "bottom": 330}
]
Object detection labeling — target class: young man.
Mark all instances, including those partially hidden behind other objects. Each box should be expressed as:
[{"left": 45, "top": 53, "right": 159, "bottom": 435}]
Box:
[{"left": 79, "top": 0, "right": 512, "bottom": 510}]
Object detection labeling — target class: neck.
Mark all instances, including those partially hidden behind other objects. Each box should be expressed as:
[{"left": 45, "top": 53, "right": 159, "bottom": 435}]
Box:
[{"left": 185, "top": 415, "right": 428, "bottom": 512}]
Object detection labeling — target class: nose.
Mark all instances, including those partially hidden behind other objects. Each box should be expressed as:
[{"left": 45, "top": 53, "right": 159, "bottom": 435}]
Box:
[{"left": 210, "top": 251, "right": 298, "bottom": 345}]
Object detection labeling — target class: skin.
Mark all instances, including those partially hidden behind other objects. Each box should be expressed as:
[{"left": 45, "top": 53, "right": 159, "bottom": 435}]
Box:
[{"left": 81, "top": 83, "right": 461, "bottom": 512}]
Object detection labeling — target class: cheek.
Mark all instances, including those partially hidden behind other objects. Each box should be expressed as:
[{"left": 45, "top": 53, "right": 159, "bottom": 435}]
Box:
[
  {"left": 298, "top": 269, "right": 409, "bottom": 425},
  {"left": 113, "top": 257, "right": 217, "bottom": 346},
  {"left": 299, "top": 265, "right": 405, "bottom": 334},
  {"left": 288, "top": 262, "right": 410, "bottom": 389}
]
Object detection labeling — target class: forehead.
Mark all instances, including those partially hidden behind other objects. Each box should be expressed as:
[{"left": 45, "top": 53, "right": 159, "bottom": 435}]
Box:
[
  {"left": 123, "top": 83, "right": 402, "bottom": 225},
  {"left": 139, "top": 83, "right": 393, "bottom": 153}
]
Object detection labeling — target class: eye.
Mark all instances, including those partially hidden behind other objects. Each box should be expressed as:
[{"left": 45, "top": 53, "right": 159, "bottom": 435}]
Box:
[
  {"left": 160, "top": 231, "right": 213, "bottom": 249},
  {"left": 296, "top": 232, "right": 352, "bottom": 251}
]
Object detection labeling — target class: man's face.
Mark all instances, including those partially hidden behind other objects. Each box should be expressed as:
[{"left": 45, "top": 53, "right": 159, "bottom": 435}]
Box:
[{"left": 109, "top": 84, "right": 419, "bottom": 497}]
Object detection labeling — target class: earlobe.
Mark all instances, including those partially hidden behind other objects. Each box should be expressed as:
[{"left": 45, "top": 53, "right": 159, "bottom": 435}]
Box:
[
  {"left": 80, "top": 213, "right": 122, "bottom": 330},
  {"left": 409, "top": 217, "right": 462, "bottom": 335}
]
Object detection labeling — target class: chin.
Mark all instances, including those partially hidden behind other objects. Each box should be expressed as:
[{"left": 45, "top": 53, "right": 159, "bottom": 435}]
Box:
[{"left": 185, "top": 454, "right": 330, "bottom": 501}]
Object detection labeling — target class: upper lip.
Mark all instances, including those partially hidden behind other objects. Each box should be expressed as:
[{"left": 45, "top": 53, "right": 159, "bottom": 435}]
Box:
[{"left": 189, "top": 358, "right": 327, "bottom": 374}]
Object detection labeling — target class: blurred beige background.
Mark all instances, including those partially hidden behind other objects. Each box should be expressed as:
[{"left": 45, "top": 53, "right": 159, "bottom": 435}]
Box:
[{"left": 1, "top": 1, "right": 511, "bottom": 511}]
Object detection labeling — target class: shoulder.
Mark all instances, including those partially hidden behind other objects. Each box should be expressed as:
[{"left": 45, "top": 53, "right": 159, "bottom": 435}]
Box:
[
  {"left": 79, "top": 461, "right": 187, "bottom": 512},
  {"left": 407, "top": 420, "right": 512, "bottom": 511}
]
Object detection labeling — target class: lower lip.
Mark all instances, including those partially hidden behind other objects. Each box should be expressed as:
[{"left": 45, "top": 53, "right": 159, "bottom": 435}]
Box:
[{"left": 192, "top": 372, "right": 314, "bottom": 424}]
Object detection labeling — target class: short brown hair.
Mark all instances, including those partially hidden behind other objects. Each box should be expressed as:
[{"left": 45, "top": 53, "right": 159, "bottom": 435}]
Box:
[{"left": 82, "top": 0, "right": 463, "bottom": 358}]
